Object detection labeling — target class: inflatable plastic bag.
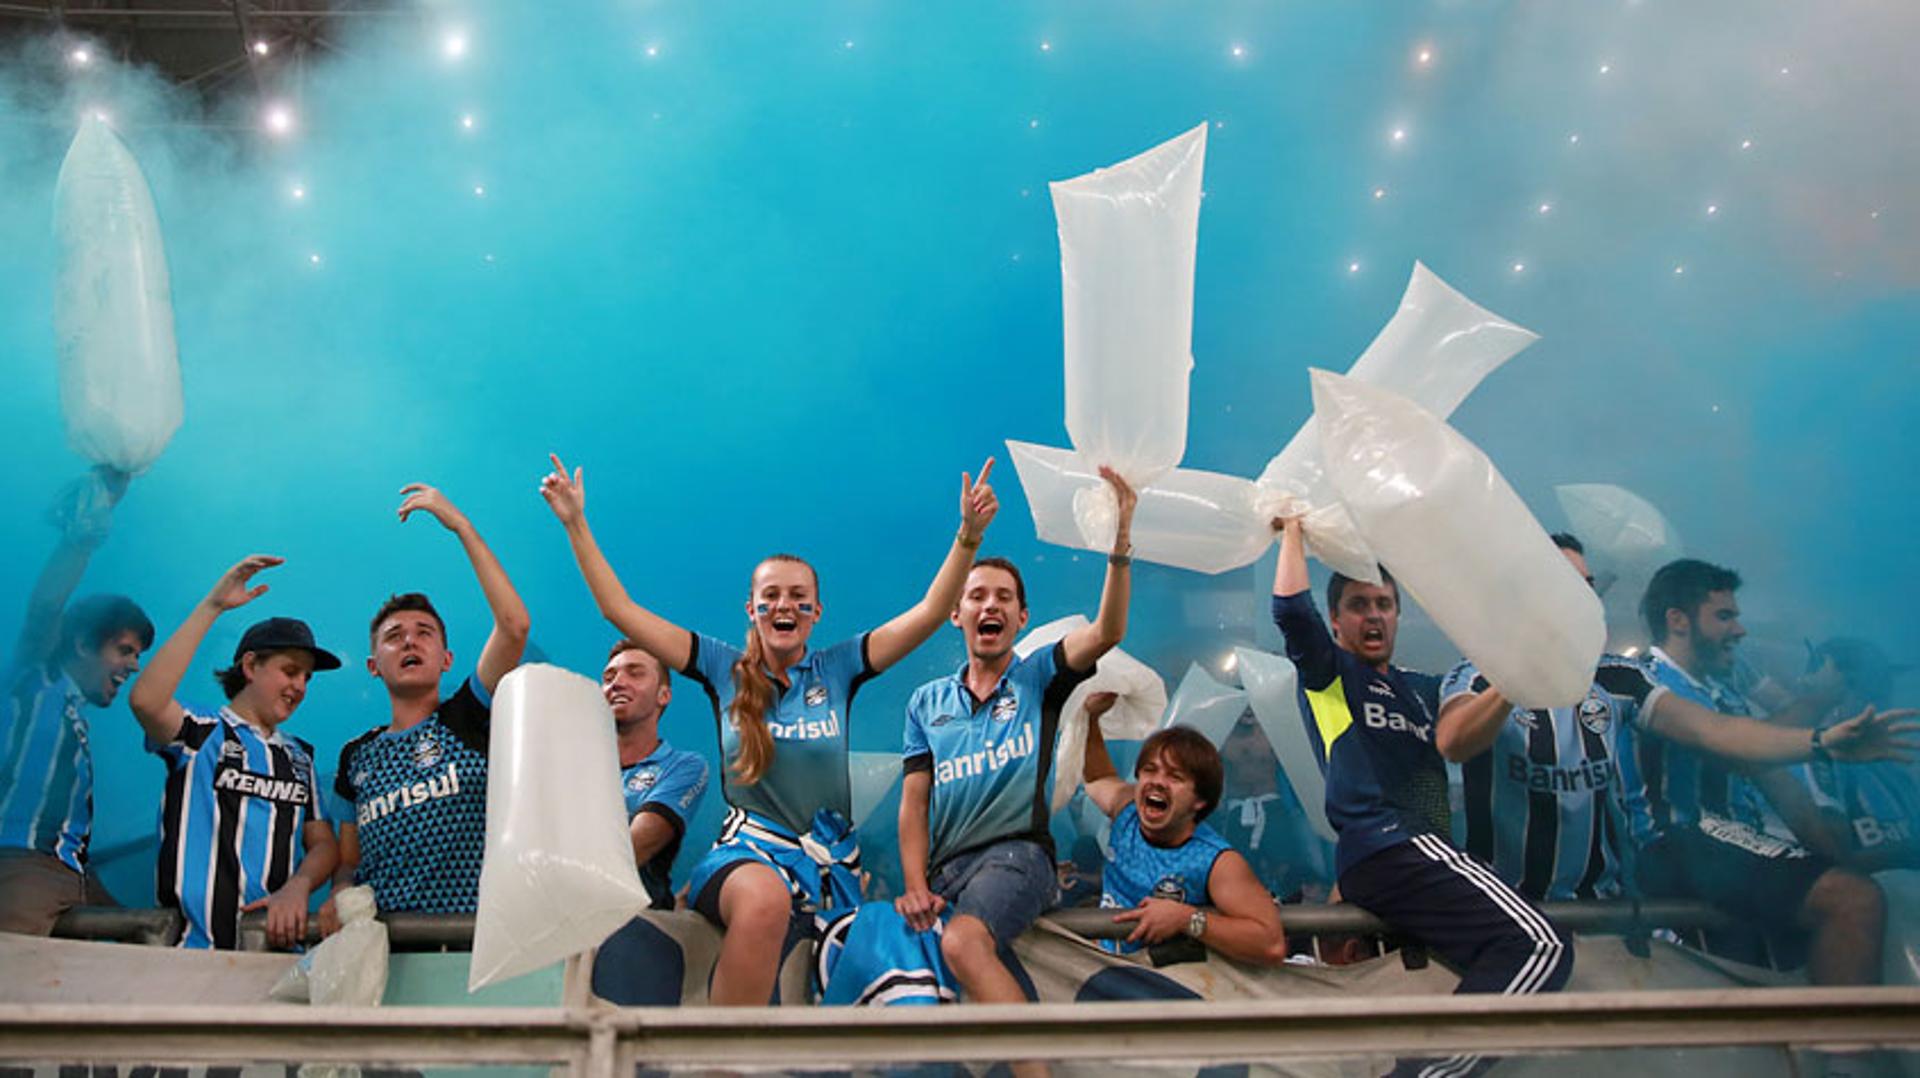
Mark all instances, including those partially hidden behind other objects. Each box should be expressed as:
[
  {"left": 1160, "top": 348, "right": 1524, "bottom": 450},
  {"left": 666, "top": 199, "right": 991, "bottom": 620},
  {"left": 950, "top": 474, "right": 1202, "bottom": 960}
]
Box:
[
  {"left": 269, "top": 885, "right": 389, "bottom": 1006},
  {"left": 1014, "top": 615, "right": 1167, "bottom": 812},
  {"left": 1554, "top": 483, "right": 1683, "bottom": 567},
  {"left": 53, "top": 115, "right": 183, "bottom": 474},
  {"left": 1234, "top": 648, "right": 1334, "bottom": 843},
  {"left": 1161, "top": 662, "right": 1248, "bottom": 749},
  {"left": 1313, "top": 371, "right": 1605, "bottom": 708},
  {"left": 1255, "top": 262, "right": 1539, "bottom": 582},
  {"left": 1051, "top": 122, "right": 1207, "bottom": 493},
  {"left": 1007, "top": 441, "right": 1270, "bottom": 571},
  {"left": 470, "top": 664, "right": 650, "bottom": 991}
]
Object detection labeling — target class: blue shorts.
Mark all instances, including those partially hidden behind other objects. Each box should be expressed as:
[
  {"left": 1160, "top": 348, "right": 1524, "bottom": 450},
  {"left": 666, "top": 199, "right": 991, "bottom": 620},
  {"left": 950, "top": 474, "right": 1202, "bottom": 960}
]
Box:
[{"left": 930, "top": 838, "right": 1058, "bottom": 944}]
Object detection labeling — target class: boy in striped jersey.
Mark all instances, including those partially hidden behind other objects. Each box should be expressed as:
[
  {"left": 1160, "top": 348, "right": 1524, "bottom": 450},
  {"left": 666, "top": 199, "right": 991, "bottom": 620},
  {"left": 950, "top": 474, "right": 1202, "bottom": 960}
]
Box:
[
  {"left": 1, "top": 468, "right": 151, "bottom": 936},
  {"left": 129, "top": 555, "right": 341, "bottom": 950}
]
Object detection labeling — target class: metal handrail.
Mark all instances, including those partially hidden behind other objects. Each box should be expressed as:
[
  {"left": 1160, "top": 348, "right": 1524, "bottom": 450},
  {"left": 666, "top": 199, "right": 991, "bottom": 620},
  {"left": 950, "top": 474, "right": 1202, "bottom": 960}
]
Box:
[
  {"left": 51, "top": 898, "right": 1741, "bottom": 952},
  {"left": 3, "top": 989, "right": 1919, "bottom": 1074}
]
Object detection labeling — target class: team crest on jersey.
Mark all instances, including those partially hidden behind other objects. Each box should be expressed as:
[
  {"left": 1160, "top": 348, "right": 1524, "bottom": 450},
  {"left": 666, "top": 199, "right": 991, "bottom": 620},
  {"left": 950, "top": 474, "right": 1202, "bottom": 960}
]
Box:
[
  {"left": 1577, "top": 694, "right": 1611, "bottom": 735},
  {"left": 627, "top": 769, "right": 657, "bottom": 794},
  {"left": 412, "top": 737, "right": 443, "bottom": 769},
  {"left": 805, "top": 685, "right": 828, "bottom": 707},
  {"left": 990, "top": 694, "right": 1020, "bottom": 722},
  {"left": 1151, "top": 877, "right": 1188, "bottom": 902}
]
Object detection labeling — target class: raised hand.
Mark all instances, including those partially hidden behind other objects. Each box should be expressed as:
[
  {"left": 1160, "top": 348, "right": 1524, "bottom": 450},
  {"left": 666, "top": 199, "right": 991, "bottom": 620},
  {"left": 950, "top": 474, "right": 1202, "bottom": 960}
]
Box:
[
  {"left": 202, "top": 554, "right": 284, "bottom": 613},
  {"left": 1098, "top": 466, "right": 1138, "bottom": 535},
  {"left": 396, "top": 483, "right": 471, "bottom": 532},
  {"left": 959, "top": 456, "right": 998, "bottom": 544},
  {"left": 539, "top": 453, "right": 587, "bottom": 527},
  {"left": 1084, "top": 691, "right": 1120, "bottom": 719},
  {"left": 1823, "top": 706, "right": 1920, "bottom": 763}
]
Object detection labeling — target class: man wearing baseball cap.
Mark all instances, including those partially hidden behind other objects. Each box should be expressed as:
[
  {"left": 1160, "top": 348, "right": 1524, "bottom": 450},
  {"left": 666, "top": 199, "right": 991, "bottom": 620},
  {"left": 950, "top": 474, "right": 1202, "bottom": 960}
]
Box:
[{"left": 129, "top": 555, "right": 342, "bottom": 950}]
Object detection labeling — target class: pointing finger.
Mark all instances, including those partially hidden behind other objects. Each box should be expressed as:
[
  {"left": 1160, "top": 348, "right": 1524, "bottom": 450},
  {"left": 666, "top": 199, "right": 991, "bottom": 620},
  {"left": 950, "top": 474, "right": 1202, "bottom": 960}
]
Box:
[{"left": 976, "top": 457, "right": 995, "bottom": 487}]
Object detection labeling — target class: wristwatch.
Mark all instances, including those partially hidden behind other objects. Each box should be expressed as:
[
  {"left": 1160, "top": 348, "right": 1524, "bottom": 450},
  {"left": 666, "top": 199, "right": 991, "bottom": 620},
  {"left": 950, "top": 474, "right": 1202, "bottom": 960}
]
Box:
[
  {"left": 1186, "top": 907, "right": 1208, "bottom": 940},
  {"left": 1809, "top": 725, "right": 1831, "bottom": 763}
]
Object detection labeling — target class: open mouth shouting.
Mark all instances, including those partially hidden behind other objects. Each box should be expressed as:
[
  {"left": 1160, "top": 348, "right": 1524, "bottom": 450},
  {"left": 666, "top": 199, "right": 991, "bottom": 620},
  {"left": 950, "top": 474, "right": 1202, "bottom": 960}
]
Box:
[
  {"left": 975, "top": 614, "right": 1008, "bottom": 648},
  {"left": 1138, "top": 786, "right": 1173, "bottom": 823}
]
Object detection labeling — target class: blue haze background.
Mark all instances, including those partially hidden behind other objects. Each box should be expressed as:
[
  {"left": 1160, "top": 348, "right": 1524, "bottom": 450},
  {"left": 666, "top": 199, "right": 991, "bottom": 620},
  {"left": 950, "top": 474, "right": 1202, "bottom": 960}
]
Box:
[{"left": 0, "top": 1, "right": 1914, "bottom": 903}]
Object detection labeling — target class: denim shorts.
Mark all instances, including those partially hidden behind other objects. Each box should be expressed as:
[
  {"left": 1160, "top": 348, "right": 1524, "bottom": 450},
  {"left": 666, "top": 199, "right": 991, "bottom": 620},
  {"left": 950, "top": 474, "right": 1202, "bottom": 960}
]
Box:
[{"left": 929, "top": 838, "right": 1058, "bottom": 944}]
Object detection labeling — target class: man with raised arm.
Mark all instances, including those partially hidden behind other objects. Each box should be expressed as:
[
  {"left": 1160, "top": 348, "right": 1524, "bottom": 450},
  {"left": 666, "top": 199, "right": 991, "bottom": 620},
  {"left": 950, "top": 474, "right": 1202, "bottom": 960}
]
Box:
[
  {"left": 128, "top": 555, "right": 342, "bottom": 950},
  {"left": 0, "top": 469, "right": 152, "bottom": 935},
  {"left": 321, "top": 484, "right": 530, "bottom": 930},
  {"left": 601, "top": 640, "right": 709, "bottom": 907},
  {"left": 1270, "top": 515, "right": 1569, "bottom": 1078},
  {"left": 1437, "top": 536, "right": 1917, "bottom": 929},
  {"left": 1079, "top": 695, "right": 1286, "bottom": 965},
  {"left": 894, "top": 468, "right": 1135, "bottom": 1008},
  {"left": 1622, "top": 558, "right": 1911, "bottom": 984}
]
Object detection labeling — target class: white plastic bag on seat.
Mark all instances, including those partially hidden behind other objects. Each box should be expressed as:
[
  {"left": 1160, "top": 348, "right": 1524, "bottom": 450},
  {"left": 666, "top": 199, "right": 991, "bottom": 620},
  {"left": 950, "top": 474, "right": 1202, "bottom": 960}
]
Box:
[
  {"left": 268, "top": 885, "right": 389, "bottom": 1006},
  {"left": 53, "top": 115, "right": 183, "bottom": 474},
  {"left": 1313, "top": 371, "right": 1605, "bottom": 708},
  {"left": 1234, "top": 648, "right": 1334, "bottom": 844},
  {"left": 470, "top": 664, "right": 650, "bottom": 991},
  {"left": 1051, "top": 122, "right": 1207, "bottom": 494},
  {"left": 1255, "top": 262, "right": 1539, "bottom": 582},
  {"left": 1013, "top": 615, "right": 1168, "bottom": 812},
  {"left": 1007, "top": 441, "right": 1272, "bottom": 572}
]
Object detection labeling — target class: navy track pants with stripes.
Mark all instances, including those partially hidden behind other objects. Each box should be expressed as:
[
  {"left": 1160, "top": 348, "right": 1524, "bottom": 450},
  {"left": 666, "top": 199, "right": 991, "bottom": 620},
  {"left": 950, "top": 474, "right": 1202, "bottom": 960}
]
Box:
[{"left": 1340, "top": 833, "right": 1574, "bottom": 1078}]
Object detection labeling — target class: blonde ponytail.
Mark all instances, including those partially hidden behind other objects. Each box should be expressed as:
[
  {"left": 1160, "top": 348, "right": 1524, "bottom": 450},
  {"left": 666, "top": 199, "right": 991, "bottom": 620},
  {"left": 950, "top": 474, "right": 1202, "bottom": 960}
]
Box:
[{"left": 729, "top": 626, "right": 776, "bottom": 785}]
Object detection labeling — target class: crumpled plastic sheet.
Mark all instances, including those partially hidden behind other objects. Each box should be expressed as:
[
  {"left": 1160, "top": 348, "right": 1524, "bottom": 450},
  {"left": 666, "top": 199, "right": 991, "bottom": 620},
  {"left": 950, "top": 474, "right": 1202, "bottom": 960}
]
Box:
[
  {"left": 1235, "top": 647, "right": 1335, "bottom": 844},
  {"left": 469, "top": 663, "right": 650, "bottom": 991},
  {"left": 1013, "top": 614, "right": 1168, "bottom": 812},
  {"left": 1314, "top": 370, "right": 1605, "bottom": 708},
  {"left": 52, "top": 115, "right": 182, "bottom": 475},
  {"left": 268, "top": 885, "right": 389, "bottom": 1007},
  {"left": 1555, "top": 482, "right": 1684, "bottom": 567}
]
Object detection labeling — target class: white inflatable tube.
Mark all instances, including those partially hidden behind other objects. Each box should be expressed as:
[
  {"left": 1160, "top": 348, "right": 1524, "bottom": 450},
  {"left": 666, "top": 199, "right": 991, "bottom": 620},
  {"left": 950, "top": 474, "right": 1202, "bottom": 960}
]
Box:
[
  {"left": 53, "top": 115, "right": 183, "bottom": 475},
  {"left": 1007, "top": 441, "right": 1272, "bottom": 573},
  {"left": 1051, "top": 122, "right": 1207, "bottom": 492},
  {"left": 1256, "top": 262, "right": 1539, "bottom": 583},
  {"left": 1554, "top": 483, "right": 1683, "bottom": 567},
  {"left": 1014, "top": 615, "right": 1168, "bottom": 812},
  {"left": 1234, "top": 648, "right": 1335, "bottom": 844},
  {"left": 470, "top": 664, "right": 650, "bottom": 991},
  {"left": 1313, "top": 371, "right": 1605, "bottom": 708}
]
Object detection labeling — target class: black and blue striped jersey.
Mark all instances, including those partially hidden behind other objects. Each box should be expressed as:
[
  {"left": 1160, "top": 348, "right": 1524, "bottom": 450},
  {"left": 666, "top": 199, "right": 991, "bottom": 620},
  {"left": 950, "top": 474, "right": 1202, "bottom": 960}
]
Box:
[
  {"left": 1443, "top": 656, "right": 1665, "bottom": 900},
  {"left": 1271, "top": 592, "right": 1445, "bottom": 876},
  {"left": 0, "top": 667, "right": 94, "bottom": 872},
  {"left": 151, "top": 707, "right": 329, "bottom": 949}
]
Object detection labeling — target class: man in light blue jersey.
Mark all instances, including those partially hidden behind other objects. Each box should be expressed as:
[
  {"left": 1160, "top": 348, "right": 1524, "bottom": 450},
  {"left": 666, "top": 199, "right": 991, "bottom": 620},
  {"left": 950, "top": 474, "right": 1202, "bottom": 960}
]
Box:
[
  {"left": 322, "top": 483, "right": 530, "bottom": 931},
  {"left": 1629, "top": 558, "right": 1916, "bottom": 984},
  {"left": 1080, "top": 702, "right": 1286, "bottom": 965},
  {"left": 1436, "top": 536, "right": 1915, "bottom": 908},
  {"left": 895, "top": 468, "right": 1135, "bottom": 1009},
  {"left": 129, "top": 555, "right": 341, "bottom": 950},
  {"left": 602, "top": 640, "right": 709, "bottom": 907},
  {"left": 0, "top": 469, "right": 152, "bottom": 936}
]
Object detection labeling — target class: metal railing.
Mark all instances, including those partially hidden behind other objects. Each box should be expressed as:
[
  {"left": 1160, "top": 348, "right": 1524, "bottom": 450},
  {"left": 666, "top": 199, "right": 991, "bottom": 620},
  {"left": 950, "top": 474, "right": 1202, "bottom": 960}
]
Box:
[{"left": 51, "top": 897, "right": 1743, "bottom": 952}]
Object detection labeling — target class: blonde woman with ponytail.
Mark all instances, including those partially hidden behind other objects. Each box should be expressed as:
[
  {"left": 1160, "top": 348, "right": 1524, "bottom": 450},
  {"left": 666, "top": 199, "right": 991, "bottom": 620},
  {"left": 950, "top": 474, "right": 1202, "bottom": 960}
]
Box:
[{"left": 540, "top": 452, "right": 997, "bottom": 1005}]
